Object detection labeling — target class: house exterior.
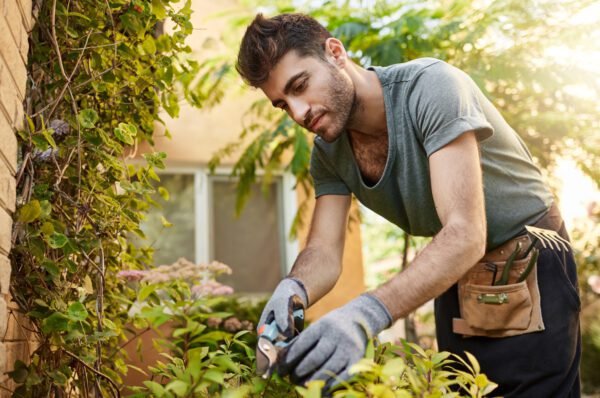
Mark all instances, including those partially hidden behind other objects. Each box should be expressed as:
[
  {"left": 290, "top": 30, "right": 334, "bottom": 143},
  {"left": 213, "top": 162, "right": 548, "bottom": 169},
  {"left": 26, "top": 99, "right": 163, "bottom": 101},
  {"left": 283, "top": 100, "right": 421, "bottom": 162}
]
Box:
[{"left": 137, "top": 0, "right": 366, "bottom": 322}]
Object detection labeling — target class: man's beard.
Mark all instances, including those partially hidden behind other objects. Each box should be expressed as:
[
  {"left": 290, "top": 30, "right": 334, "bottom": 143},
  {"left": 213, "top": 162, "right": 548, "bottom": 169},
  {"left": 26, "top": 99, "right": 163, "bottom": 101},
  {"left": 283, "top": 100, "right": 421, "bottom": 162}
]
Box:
[{"left": 314, "top": 66, "right": 357, "bottom": 143}]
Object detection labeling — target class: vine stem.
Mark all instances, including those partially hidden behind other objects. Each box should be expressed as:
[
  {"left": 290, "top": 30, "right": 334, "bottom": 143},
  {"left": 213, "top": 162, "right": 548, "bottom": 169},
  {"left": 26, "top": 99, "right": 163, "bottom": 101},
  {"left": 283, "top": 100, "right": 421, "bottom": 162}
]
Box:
[
  {"left": 63, "top": 349, "right": 120, "bottom": 398},
  {"left": 107, "top": 326, "right": 151, "bottom": 360},
  {"left": 50, "top": 0, "right": 68, "bottom": 81},
  {"left": 46, "top": 2, "right": 92, "bottom": 121},
  {"left": 95, "top": 242, "right": 106, "bottom": 370}
]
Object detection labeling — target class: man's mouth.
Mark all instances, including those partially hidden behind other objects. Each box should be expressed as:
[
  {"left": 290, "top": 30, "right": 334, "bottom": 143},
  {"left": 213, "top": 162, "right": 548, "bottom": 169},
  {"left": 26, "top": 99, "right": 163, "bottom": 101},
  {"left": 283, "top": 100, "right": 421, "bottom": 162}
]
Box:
[{"left": 309, "top": 113, "right": 324, "bottom": 131}]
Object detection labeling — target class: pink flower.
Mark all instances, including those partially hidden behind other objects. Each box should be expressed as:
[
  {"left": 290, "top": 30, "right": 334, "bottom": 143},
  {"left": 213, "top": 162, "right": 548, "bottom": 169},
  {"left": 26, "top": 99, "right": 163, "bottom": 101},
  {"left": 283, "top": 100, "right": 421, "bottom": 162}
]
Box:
[
  {"left": 117, "top": 270, "right": 147, "bottom": 282},
  {"left": 241, "top": 320, "right": 254, "bottom": 331},
  {"left": 212, "top": 285, "right": 234, "bottom": 296},
  {"left": 223, "top": 317, "right": 242, "bottom": 332},
  {"left": 191, "top": 281, "right": 234, "bottom": 297},
  {"left": 207, "top": 261, "right": 232, "bottom": 275},
  {"left": 207, "top": 317, "right": 223, "bottom": 328}
]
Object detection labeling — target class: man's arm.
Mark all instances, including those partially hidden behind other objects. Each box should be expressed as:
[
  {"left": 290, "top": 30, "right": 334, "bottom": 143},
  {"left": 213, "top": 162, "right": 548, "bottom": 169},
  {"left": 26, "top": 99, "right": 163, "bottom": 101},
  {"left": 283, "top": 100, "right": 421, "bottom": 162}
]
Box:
[
  {"left": 372, "top": 131, "right": 487, "bottom": 320},
  {"left": 289, "top": 194, "right": 352, "bottom": 305}
]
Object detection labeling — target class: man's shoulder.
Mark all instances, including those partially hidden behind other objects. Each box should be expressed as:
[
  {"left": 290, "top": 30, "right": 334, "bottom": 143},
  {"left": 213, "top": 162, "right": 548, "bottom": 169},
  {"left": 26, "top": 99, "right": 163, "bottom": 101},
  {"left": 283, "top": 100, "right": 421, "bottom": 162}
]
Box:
[{"left": 370, "top": 57, "right": 444, "bottom": 86}]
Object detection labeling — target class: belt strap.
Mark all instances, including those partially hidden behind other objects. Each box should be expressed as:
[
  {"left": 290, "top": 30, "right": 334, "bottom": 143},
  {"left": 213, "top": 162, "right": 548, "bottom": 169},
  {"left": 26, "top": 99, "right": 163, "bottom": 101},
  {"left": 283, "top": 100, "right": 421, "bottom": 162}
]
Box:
[
  {"left": 532, "top": 202, "right": 569, "bottom": 241},
  {"left": 482, "top": 203, "right": 567, "bottom": 263}
]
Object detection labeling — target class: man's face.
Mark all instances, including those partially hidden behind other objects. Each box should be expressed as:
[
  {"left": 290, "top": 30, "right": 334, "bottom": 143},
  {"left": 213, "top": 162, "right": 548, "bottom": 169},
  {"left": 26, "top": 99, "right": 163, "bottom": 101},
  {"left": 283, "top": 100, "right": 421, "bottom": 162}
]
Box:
[{"left": 259, "top": 50, "right": 356, "bottom": 143}]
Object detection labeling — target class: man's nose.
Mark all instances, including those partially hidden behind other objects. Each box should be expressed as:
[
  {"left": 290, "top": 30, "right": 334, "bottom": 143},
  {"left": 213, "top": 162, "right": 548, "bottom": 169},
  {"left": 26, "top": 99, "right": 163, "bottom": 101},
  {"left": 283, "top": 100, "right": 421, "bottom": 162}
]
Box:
[{"left": 288, "top": 99, "right": 310, "bottom": 127}]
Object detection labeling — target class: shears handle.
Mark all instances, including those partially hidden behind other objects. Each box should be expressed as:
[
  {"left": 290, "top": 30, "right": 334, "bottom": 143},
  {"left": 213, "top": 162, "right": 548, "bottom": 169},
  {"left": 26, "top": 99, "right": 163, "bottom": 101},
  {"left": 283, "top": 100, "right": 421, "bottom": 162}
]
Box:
[{"left": 258, "top": 297, "right": 305, "bottom": 343}]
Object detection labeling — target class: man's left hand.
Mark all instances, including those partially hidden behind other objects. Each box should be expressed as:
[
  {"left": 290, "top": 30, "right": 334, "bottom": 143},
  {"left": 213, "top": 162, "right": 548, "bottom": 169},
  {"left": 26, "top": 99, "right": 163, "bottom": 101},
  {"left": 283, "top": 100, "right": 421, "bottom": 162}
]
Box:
[{"left": 278, "top": 294, "right": 392, "bottom": 388}]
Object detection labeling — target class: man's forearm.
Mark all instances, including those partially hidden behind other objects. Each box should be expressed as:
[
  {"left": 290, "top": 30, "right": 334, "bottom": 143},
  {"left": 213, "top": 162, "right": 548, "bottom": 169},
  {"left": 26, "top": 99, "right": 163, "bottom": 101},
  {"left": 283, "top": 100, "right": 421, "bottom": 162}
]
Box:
[
  {"left": 289, "top": 245, "right": 343, "bottom": 306},
  {"left": 372, "top": 221, "right": 486, "bottom": 321}
]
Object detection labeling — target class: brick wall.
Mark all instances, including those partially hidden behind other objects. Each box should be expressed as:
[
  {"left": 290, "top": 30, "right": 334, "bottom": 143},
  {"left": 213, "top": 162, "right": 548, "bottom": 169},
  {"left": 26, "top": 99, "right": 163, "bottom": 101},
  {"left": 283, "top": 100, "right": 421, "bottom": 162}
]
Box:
[{"left": 0, "top": 0, "right": 35, "bottom": 395}]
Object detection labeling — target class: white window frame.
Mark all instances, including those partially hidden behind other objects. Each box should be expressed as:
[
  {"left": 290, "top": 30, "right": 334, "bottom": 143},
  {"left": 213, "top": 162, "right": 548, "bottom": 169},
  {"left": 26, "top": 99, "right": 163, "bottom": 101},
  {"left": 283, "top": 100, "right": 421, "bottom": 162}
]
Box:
[{"left": 156, "top": 166, "right": 299, "bottom": 274}]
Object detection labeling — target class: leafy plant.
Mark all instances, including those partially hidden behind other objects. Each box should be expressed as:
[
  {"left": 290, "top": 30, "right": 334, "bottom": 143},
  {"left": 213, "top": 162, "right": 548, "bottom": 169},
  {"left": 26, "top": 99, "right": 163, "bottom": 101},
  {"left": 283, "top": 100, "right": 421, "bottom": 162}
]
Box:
[
  {"left": 121, "top": 265, "right": 296, "bottom": 398},
  {"left": 121, "top": 268, "right": 496, "bottom": 398},
  {"left": 288, "top": 341, "right": 496, "bottom": 398},
  {"left": 9, "top": 0, "right": 213, "bottom": 395}
]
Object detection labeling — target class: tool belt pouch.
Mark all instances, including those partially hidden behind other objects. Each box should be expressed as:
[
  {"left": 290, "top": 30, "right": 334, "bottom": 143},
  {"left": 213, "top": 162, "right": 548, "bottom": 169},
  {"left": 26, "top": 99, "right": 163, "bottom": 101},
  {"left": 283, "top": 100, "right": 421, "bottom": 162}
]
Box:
[{"left": 453, "top": 248, "right": 545, "bottom": 338}]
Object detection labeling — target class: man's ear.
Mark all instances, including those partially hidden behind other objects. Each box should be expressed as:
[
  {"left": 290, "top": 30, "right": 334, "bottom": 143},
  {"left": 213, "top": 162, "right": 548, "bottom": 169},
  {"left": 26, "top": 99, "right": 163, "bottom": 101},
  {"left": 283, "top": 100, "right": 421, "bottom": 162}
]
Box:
[{"left": 324, "top": 37, "right": 347, "bottom": 68}]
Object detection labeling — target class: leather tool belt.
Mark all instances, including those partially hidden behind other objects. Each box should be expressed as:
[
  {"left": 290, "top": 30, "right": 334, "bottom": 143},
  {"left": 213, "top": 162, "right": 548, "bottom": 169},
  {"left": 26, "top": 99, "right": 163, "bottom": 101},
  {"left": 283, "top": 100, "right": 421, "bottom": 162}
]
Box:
[{"left": 453, "top": 203, "right": 564, "bottom": 338}]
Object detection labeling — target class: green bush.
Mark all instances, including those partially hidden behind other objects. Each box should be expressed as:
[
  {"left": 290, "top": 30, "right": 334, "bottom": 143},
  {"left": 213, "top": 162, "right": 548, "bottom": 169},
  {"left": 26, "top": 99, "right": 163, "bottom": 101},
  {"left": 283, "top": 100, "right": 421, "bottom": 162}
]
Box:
[{"left": 122, "top": 270, "right": 497, "bottom": 398}]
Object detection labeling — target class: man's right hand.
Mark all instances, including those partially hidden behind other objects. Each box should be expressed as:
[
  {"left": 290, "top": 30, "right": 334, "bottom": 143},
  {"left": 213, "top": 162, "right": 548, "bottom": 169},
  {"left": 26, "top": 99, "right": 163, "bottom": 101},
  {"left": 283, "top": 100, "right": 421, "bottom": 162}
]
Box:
[{"left": 258, "top": 278, "right": 309, "bottom": 338}]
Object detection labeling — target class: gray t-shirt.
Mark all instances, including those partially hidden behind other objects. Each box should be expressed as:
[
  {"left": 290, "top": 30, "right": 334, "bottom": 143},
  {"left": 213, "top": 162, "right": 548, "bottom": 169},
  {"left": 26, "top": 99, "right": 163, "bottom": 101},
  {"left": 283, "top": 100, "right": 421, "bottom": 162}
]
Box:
[{"left": 310, "top": 58, "right": 553, "bottom": 249}]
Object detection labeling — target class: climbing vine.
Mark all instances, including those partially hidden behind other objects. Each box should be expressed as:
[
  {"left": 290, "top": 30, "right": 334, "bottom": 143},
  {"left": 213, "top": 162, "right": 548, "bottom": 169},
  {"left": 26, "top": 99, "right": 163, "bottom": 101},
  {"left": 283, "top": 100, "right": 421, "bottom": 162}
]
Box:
[{"left": 9, "top": 0, "right": 223, "bottom": 395}]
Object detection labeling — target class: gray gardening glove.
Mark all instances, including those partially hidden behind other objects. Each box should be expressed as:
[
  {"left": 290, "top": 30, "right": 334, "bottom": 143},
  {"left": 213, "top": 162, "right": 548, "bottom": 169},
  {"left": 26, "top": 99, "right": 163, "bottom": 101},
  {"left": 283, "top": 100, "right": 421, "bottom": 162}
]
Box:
[
  {"left": 279, "top": 294, "right": 392, "bottom": 389},
  {"left": 258, "top": 278, "right": 308, "bottom": 338}
]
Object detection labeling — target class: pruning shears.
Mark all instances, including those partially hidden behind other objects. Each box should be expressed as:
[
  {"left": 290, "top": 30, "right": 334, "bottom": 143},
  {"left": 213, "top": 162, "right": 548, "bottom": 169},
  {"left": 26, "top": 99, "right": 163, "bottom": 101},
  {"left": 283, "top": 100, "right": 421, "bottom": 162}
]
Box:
[{"left": 256, "top": 298, "right": 305, "bottom": 379}]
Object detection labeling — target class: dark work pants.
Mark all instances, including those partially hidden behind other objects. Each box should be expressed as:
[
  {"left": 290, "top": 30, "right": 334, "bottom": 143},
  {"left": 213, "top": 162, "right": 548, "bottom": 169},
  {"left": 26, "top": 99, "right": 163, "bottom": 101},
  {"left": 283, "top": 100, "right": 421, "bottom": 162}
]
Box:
[{"left": 435, "top": 244, "right": 582, "bottom": 397}]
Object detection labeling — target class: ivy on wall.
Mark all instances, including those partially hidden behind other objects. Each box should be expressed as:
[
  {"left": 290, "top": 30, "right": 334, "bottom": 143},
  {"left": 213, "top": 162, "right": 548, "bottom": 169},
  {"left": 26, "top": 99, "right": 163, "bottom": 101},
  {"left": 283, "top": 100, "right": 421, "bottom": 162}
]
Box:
[{"left": 9, "top": 0, "right": 220, "bottom": 395}]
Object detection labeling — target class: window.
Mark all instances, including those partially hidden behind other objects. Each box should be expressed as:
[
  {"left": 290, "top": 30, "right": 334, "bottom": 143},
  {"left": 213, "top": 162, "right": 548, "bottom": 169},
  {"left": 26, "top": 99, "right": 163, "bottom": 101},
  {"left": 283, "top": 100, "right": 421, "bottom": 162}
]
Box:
[{"left": 139, "top": 169, "right": 298, "bottom": 294}]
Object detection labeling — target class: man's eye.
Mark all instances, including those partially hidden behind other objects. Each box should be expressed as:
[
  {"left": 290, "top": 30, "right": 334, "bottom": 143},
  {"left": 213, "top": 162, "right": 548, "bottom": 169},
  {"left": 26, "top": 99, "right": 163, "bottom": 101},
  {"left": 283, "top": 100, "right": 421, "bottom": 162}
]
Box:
[{"left": 294, "top": 80, "right": 307, "bottom": 92}]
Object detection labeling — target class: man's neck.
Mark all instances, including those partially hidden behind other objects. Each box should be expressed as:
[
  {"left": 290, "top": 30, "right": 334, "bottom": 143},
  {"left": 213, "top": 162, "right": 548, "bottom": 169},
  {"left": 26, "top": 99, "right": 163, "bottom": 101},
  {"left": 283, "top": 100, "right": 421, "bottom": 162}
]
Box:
[{"left": 345, "top": 65, "right": 387, "bottom": 139}]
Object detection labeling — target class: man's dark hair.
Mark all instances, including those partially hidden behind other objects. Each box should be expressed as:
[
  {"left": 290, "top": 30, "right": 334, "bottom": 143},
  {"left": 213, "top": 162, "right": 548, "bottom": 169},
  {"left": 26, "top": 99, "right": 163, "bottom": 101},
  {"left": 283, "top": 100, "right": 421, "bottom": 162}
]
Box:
[{"left": 236, "top": 13, "right": 332, "bottom": 87}]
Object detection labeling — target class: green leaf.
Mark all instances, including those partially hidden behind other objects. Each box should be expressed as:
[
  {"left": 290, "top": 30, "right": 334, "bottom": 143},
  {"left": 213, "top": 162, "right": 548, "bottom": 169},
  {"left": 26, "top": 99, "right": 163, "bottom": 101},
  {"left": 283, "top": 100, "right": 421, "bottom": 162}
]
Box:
[
  {"left": 42, "top": 261, "right": 60, "bottom": 278},
  {"left": 158, "top": 186, "right": 169, "bottom": 200},
  {"left": 349, "top": 358, "right": 376, "bottom": 375},
  {"left": 381, "top": 358, "right": 406, "bottom": 377},
  {"left": 114, "top": 122, "right": 137, "bottom": 145},
  {"left": 49, "top": 370, "right": 68, "bottom": 385},
  {"left": 39, "top": 200, "right": 52, "bottom": 218},
  {"left": 202, "top": 369, "right": 225, "bottom": 385},
  {"left": 114, "top": 128, "right": 133, "bottom": 145},
  {"left": 48, "top": 233, "right": 69, "bottom": 249},
  {"left": 143, "top": 36, "right": 157, "bottom": 55},
  {"left": 67, "top": 12, "right": 91, "bottom": 21},
  {"left": 475, "top": 373, "right": 489, "bottom": 388},
  {"left": 152, "top": 0, "right": 167, "bottom": 19},
  {"left": 68, "top": 302, "right": 88, "bottom": 322},
  {"left": 431, "top": 351, "right": 451, "bottom": 365},
  {"left": 296, "top": 380, "right": 324, "bottom": 398},
  {"left": 143, "top": 381, "right": 166, "bottom": 397},
  {"left": 18, "top": 200, "right": 42, "bottom": 223},
  {"left": 78, "top": 109, "right": 99, "bottom": 129},
  {"left": 222, "top": 386, "right": 252, "bottom": 398},
  {"left": 7, "top": 361, "right": 29, "bottom": 384},
  {"left": 465, "top": 351, "right": 481, "bottom": 374},
  {"left": 40, "top": 222, "right": 54, "bottom": 235},
  {"left": 41, "top": 129, "right": 57, "bottom": 149},
  {"left": 291, "top": 131, "right": 310, "bottom": 175},
  {"left": 187, "top": 346, "right": 209, "bottom": 363},
  {"left": 25, "top": 114, "right": 35, "bottom": 133},
  {"left": 138, "top": 284, "right": 158, "bottom": 301},
  {"left": 144, "top": 151, "right": 167, "bottom": 169},
  {"left": 166, "top": 380, "right": 189, "bottom": 396},
  {"left": 407, "top": 342, "right": 427, "bottom": 358},
  {"left": 160, "top": 216, "right": 173, "bottom": 228},
  {"left": 365, "top": 339, "right": 375, "bottom": 359},
  {"left": 42, "top": 312, "right": 70, "bottom": 333}
]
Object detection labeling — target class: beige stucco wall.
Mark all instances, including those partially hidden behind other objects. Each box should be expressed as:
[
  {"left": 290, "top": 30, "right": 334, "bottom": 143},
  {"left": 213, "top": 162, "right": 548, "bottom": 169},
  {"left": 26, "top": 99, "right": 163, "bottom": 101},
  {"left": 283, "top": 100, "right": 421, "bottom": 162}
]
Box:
[
  {"left": 146, "top": 0, "right": 366, "bottom": 319},
  {"left": 0, "top": 0, "right": 36, "bottom": 395}
]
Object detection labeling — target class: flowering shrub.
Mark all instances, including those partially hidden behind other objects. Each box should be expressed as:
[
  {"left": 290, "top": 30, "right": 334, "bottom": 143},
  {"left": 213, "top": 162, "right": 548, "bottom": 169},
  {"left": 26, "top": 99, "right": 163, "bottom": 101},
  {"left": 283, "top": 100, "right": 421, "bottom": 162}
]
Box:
[
  {"left": 119, "top": 258, "right": 234, "bottom": 298},
  {"left": 121, "top": 258, "right": 293, "bottom": 397},
  {"left": 119, "top": 260, "right": 497, "bottom": 397}
]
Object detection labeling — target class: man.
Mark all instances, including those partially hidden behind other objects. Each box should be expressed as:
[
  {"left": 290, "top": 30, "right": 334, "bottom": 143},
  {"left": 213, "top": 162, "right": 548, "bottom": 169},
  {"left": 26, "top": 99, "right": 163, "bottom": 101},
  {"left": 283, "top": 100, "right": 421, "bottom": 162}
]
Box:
[{"left": 236, "top": 13, "right": 581, "bottom": 397}]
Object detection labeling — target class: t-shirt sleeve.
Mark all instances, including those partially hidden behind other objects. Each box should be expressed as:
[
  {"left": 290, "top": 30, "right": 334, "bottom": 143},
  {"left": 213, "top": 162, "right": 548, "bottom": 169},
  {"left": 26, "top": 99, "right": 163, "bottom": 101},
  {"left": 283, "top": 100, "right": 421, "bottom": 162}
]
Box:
[
  {"left": 408, "top": 61, "right": 494, "bottom": 157},
  {"left": 309, "top": 146, "right": 351, "bottom": 198}
]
